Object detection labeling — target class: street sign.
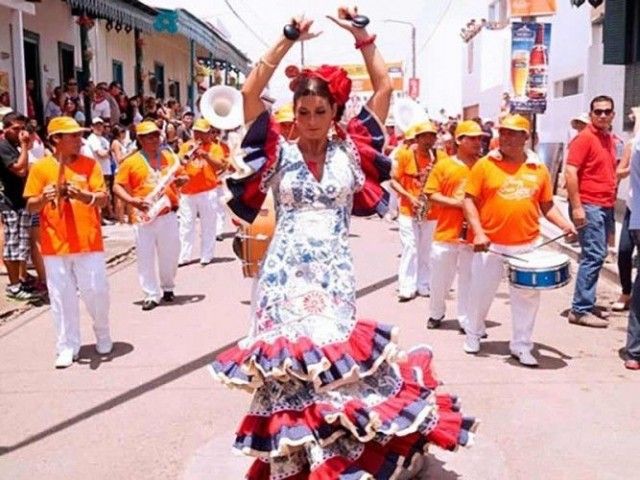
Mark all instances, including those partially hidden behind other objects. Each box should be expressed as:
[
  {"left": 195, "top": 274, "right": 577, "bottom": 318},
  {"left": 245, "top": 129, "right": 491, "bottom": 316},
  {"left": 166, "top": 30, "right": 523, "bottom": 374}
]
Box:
[{"left": 408, "top": 77, "right": 420, "bottom": 99}]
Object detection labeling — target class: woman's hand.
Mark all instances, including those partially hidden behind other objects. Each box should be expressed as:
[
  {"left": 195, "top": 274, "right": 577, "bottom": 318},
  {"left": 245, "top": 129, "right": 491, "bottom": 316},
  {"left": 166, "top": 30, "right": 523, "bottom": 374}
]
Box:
[
  {"left": 288, "top": 17, "right": 322, "bottom": 42},
  {"left": 327, "top": 7, "right": 367, "bottom": 38}
]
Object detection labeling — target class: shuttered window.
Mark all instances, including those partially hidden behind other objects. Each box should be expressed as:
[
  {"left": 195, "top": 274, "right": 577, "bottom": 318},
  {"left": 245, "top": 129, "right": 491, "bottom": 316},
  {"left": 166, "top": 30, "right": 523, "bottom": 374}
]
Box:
[{"left": 603, "top": 0, "right": 632, "bottom": 65}]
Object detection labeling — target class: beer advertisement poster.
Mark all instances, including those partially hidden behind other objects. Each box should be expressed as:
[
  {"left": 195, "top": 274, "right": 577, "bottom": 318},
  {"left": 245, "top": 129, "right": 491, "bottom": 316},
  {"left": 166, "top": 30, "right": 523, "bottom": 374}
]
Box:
[{"left": 510, "top": 22, "right": 551, "bottom": 115}]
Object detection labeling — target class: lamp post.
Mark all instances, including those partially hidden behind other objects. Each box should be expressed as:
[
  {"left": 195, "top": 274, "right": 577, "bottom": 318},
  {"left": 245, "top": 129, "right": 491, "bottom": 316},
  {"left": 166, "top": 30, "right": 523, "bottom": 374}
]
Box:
[{"left": 383, "top": 19, "right": 416, "bottom": 79}]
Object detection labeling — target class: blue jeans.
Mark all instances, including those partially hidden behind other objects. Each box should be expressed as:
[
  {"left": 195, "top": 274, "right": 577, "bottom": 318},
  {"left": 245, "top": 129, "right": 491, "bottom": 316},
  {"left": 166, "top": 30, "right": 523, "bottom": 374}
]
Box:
[
  {"left": 571, "top": 204, "right": 615, "bottom": 314},
  {"left": 626, "top": 229, "right": 640, "bottom": 360},
  {"left": 618, "top": 208, "right": 636, "bottom": 295}
]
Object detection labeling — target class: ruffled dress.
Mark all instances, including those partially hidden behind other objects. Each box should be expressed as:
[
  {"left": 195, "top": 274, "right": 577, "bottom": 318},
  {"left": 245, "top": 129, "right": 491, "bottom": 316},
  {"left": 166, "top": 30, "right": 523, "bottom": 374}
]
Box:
[{"left": 210, "top": 107, "right": 477, "bottom": 479}]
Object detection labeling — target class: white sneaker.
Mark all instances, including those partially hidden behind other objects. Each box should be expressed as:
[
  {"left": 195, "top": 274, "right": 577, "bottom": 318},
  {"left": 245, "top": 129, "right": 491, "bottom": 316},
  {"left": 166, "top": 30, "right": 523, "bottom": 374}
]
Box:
[
  {"left": 463, "top": 336, "right": 481, "bottom": 354},
  {"left": 511, "top": 349, "right": 538, "bottom": 367},
  {"left": 96, "top": 338, "right": 113, "bottom": 355},
  {"left": 55, "top": 349, "right": 76, "bottom": 369}
]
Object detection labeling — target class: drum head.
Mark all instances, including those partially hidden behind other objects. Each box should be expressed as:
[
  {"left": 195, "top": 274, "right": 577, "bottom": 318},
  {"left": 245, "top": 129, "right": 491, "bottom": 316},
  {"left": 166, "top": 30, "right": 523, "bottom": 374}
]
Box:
[{"left": 509, "top": 249, "right": 569, "bottom": 270}]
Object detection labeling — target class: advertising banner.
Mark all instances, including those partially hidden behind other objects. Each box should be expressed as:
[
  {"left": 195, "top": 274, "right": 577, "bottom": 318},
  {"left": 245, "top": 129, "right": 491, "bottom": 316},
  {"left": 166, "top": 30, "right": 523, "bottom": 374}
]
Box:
[
  {"left": 510, "top": 0, "right": 557, "bottom": 17},
  {"left": 510, "top": 22, "right": 551, "bottom": 114}
]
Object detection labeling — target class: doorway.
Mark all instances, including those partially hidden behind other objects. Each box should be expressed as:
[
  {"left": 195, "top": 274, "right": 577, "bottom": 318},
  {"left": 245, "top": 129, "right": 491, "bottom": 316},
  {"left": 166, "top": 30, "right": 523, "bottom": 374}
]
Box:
[
  {"left": 58, "top": 42, "right": 75, "bottom": 87},
  {"left": 23, "top": 30, "right": 43, "bottom": 126},
  {"left": 154, "top": 62, "right": 165, "bottom": 99}
]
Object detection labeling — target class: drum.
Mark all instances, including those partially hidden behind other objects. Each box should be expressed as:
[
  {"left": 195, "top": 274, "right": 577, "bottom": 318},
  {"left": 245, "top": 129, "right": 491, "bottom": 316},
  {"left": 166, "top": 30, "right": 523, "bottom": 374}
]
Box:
[
  {"left": 508, "top": 249, "right": 571, "bottom": 290},
  {"left": 232, "top": 192, "right": 275, "bottom": 278}
]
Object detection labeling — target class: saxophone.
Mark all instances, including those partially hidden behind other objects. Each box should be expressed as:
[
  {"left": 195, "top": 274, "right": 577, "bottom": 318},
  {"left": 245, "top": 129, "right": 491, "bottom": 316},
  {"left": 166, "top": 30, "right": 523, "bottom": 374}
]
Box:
[
  {"left": 139, "top": 148, "right": 183, "bottom": 224},
  {"left": 413, "top": 149, "right": 437, "bottom": 221}
]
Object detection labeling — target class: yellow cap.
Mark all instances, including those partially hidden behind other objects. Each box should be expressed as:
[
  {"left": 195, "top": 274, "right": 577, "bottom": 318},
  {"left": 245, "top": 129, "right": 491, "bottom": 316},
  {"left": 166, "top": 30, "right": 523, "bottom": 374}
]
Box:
[
  {"left": 499, "top": 114, "right": 530, "bottom": 133},
  {"left": 193, "top": 118, "right": 212, "bottom": 133},
  {"left": 47, "top": 116, "right": 88, "bottom": 137},
  {"left": 408, "top": 120, "right": 437, "bottom": 137},
  {"left": 454, "top": 120, "right": 488, "bottom": 139},
  {"left": 136, "top": 121, "right": 161, "bottom": 136},
  {"left": 404, "top": 125, "right": 416, "bottom": 141},
  {"left": 274, "top": 103, "right": 294, "bottom": 124}
]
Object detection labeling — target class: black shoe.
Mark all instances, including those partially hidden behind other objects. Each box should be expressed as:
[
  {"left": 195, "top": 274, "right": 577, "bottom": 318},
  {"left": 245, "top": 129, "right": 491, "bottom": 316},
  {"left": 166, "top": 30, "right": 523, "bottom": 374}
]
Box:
[
  {"left": 216, "top": 235, "right": 223, "bottom": 242},
  {"left": 427, "top": 316, "right": 444, "bottom": 329},
  {"left": 162, "top": 291, "right": 175, "bottom": 302},
  {"left": 142, "top": 299, "right": 159, "bottom": 311}
]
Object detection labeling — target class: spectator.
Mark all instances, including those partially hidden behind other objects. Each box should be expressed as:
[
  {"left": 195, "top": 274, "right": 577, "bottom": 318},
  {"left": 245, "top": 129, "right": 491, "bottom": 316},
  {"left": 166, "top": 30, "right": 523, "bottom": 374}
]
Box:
[
  {"left": 83, "top": 118, "right": 115, "bottom": 222},
  {"left": 566, "top": 95, "right": 618, "bottom": 328},
  {"left": 44, "top": 87, "right": 65, "bottom": 126},
  {"left": 625, "top": 124, "right": 640, "bottom": 370},
  {"left": 106, "top": 81, "right": 122, "bottom": 126},
  {"left": 0, "top": 112, "right": 41, "bottom": 300},
  {"left": 177, "top": 111, "right": 194, "bottom": 146},
  {"left": 110, "top": 125, "right": 130, "bottom": 223},
  {"left": 64, "top": 78, "right": 84, "bottom": 111},
  {"left": 0, "top": 90, "right": 10, "bottom": 108},
  {"left": 26, "top": 79, "right": 37, "bottom": 120},
  {"left": 62, "top": 97, "right": 85, "bottom": 125},
  {"left": 91, "top": 84, "right": 111, "bottom": 122}
]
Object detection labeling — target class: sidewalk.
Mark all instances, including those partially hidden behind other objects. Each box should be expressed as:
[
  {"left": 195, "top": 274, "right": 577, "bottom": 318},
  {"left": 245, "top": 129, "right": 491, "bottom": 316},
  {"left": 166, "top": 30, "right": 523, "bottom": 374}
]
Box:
[
  {"left": 541, "top": 195, "right": 621, "bottom": 284},
  {"left": 0, "top": 223, "right": 135, "bottom": 322}
]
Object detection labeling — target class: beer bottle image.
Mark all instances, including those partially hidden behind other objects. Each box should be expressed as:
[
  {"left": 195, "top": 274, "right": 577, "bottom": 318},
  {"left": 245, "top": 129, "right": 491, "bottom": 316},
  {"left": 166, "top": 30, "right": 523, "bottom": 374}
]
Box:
[{"left": 527, "top": 24, "right": 548, "bottom": 99}]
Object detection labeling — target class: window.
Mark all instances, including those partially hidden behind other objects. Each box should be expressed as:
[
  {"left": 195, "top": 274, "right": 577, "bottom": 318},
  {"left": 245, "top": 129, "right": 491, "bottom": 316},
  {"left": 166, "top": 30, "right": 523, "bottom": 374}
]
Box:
[
  {"left": 169, "top": 81, "right": 180, "bottom": 103},
  {"left": 554, "top": 75, "right": 583, "bottom": 98},
  {"left": 112, "top": 60, "right": 123, "bottom": 88}
]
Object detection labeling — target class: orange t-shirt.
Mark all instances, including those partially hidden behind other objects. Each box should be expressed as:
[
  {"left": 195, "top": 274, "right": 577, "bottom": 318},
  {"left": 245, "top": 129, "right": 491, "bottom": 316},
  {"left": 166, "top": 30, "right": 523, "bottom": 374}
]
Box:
[
  {"left": 180, "top": 141, "right": 228, "bottom": 195},
  {"left": 114, "top": 150, "right": 182, "bottom": 223},
  {"left": 23, "top": 155, "right": 105, "bottom": 255},
  {"left": 425, "top": 156, "right": 473, "bottom": 243},
  {"left": 393, "top": 146, "right": 445, "bottom": 219},
  {"left": 465, "top": 154, "right": 553, "bottom": 245}
]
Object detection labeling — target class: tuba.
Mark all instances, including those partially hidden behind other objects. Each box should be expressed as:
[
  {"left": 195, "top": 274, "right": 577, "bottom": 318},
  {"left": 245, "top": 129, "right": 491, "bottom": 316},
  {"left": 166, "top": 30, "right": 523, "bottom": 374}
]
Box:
[{"left": 200, "top": 85, "right": 244, "bottom": 131}]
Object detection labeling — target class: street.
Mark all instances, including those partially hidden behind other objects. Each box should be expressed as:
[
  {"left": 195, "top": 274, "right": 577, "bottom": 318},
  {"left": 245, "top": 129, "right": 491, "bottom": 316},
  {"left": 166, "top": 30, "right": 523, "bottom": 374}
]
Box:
[{"left": 0, "top": 216, "right": 638, "bottom": 480}]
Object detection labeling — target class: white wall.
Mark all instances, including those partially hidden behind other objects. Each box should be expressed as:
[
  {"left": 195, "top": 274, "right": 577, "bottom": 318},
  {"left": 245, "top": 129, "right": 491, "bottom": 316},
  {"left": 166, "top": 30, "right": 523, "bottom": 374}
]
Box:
[
  {"left": 22, "top": 0, "right": 78, "bottom": 101},
  {"left": 0, "top": 7, "right": 14, "bottom": 102},
  {"left": 93, "top": 21, "right": 137, "bottom": 94},
  {"left": 140, "top": 33, "right": 191, "bottom": 103}
]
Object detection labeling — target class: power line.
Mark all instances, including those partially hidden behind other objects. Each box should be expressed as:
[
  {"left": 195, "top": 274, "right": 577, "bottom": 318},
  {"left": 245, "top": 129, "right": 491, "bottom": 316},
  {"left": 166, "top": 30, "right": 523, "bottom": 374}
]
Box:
[
  {"left": 223, "top": 0, "right": 269, "bottom": 47},
  {"left": 417, "top": 0, "right": 454, "bottom": 54}
]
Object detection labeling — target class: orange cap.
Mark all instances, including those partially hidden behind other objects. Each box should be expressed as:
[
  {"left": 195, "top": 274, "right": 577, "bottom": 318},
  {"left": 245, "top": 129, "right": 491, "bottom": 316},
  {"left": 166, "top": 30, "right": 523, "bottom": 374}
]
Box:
[
  {"left": 136, "top": 121, "right": 161, "bottom": 136},
  {"left": 455, "top": 120, "right": 488, "bottom": 139},
  {"left": 47, "top": 116, "right": 88, "bottom": 137},
  {"left": 499, "top": 114, "right": 530, "bottom": 133},
  {"left": 193, "top": 118, "right": 212, "bottom": 133}
]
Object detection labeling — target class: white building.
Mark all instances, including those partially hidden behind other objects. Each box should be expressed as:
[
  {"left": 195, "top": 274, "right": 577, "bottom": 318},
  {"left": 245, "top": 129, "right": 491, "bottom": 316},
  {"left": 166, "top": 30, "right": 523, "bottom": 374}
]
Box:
[{"left": 0, "top": 0, "right": 250, "bottom": 126}]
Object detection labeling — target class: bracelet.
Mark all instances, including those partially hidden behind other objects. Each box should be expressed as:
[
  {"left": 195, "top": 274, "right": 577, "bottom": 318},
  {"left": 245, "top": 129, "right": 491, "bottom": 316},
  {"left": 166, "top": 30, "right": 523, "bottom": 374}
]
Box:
[
  {"left": 88, "top": 193, "right": 96, "bottom": 206},
  {"left": 259, "top": 56, "right": 277, "bottom": 69},
  {"left": 355, "top": 34, "right": 376, "bottom": 50}
]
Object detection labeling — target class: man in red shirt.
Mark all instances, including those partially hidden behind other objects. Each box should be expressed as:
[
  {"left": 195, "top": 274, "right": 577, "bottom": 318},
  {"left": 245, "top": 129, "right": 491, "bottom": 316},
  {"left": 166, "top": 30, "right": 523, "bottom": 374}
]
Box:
[{"left": 565, "top": 95, "right": 617, "bottom": 328}]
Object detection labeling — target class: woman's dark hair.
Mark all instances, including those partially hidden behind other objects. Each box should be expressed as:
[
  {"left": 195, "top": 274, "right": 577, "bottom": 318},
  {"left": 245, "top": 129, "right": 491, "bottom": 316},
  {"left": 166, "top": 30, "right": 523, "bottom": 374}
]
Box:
[
  {"left": 112, "top": 124, "right": 126, "bottom": 140},
  {"left": 293, "top": 77, "right": 344, "bottom": 122}
]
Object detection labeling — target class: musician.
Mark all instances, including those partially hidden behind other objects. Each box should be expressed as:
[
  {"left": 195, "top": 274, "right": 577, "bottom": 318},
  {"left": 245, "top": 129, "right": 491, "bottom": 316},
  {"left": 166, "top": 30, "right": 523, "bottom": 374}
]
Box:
[
  {"left": 273, "top": 102, "right": 298, "bottom": 140},
  {"left": 425, "top": 120, "right": 486, "bottom": 330},
  {"left": 391, "top": 120, "right": 446, "bottom": 301},
  {"left": 113, "top": 121, "right": 187, "bottom": 311},
  {"left": 462, "top": 114, "right": 576, "bottom": 366},
  {"left": 209, "top": 127, "right": 230, "bottom": 240},
  {"left": 23, "top": 117, "right": 111, "bottom": 368},
  {"left": 178, "top": 118, "right": 227, "bottom": 266}
]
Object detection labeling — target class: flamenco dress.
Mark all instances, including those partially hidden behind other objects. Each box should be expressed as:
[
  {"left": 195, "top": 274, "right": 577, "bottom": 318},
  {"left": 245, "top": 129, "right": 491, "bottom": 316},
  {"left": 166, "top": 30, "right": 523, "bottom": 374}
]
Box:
[{"left": 210, "top": 107, "right": 478, "bottom": 479}]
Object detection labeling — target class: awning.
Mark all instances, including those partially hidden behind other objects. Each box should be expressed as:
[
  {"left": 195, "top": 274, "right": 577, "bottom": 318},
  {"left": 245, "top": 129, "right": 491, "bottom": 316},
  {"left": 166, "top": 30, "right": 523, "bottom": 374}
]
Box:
[
  {"left": 66, "top": 0, "right": 157, "bottom": 32},
  {"left": 156, "top": 8, "right": 251, "bottom": 74}
]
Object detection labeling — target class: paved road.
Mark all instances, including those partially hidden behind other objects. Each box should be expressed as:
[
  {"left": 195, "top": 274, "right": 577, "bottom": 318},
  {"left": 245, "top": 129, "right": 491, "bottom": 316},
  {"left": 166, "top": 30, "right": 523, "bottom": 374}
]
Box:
[{"left": 0, "top": 217, "right": 638, "bottom": 480}]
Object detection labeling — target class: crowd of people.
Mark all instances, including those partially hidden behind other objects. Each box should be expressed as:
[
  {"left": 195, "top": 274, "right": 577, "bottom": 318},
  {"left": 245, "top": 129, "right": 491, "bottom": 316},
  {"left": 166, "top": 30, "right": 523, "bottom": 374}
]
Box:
[{"left": 1, "top": 5, "right": 639, "bottom": 476}]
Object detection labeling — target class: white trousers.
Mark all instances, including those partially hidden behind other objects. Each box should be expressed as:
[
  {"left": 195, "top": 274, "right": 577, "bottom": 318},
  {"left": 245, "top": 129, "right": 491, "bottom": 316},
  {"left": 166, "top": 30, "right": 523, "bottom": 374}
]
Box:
[
  {"left": 429, "top": 241, "right": 474, "bottom": 327},
  {"left": 466, "top": 241, "right": 540, "bottom": 353},
  {"left": 44, "top": 252, "right": 110, "bottom": 355},
  {"left": 134, "top": 212, "right": 180, "bottom": 302},
  {"left": 211, "top": 187, "right": 226, "bottom": 234},
  {"left": 397, "top": 214, "right": 435, "bottom": 297},
  {"left": 179, "top": 189, "right": 217, "bottom": 264}
]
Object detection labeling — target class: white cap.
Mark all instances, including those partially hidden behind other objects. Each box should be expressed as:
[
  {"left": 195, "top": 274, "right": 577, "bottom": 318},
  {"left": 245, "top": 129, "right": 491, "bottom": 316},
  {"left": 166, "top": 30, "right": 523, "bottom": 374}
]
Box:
[
  {"left": 571, "top": 113, "right": 589, "bottom": 125},
  {"left": 91, "top": 117, "right": 105, "bottom": 125}
]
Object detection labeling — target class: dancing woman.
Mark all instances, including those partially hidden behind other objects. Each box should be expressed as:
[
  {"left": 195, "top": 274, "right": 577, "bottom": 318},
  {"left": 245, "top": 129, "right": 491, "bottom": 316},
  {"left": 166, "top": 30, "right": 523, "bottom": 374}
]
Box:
[{"left": 211, "top": 8, "right": 477, "bottom": 478}]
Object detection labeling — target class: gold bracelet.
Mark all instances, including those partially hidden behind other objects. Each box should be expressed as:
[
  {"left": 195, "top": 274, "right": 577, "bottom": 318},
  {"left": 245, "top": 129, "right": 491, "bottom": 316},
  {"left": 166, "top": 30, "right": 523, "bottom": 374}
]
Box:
[{"left": 260, "top": 56, "right": 277, "bottom": 69}]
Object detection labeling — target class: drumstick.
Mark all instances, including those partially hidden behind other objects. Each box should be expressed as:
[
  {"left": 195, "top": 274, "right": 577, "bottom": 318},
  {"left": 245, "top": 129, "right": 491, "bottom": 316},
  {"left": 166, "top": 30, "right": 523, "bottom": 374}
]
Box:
[
  {"left": 487, "top": 249, "right": 529, "bottom": 263},
  {"left": 532, "top": 224, "right": 586, "bottom": 251}
]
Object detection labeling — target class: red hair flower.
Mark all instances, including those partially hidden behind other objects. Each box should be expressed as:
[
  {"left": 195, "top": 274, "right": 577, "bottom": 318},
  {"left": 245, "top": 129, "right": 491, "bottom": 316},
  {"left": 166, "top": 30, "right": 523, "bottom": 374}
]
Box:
[{"left": 288, "top": 64, "right": 352, "bottom": 107}]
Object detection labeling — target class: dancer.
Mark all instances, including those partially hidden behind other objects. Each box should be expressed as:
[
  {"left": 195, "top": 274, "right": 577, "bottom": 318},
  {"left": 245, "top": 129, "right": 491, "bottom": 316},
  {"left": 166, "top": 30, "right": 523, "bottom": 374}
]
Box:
[
  {"left": 210, "top": 8, "right": 477, "bottom": 478},
  {"left": 425, "top": 120, "right": 486, "bottom": 330}
]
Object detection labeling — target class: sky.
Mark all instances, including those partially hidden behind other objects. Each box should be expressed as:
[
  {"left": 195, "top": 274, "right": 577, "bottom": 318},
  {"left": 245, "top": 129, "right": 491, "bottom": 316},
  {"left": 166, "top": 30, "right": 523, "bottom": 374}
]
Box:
[{"left": 143, "top": 0, "right": 483, "bottom": 115}]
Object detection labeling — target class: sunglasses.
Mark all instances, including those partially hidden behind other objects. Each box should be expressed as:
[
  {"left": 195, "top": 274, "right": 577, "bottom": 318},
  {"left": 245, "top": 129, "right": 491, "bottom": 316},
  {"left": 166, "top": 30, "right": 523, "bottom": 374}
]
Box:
[{"left": 592, "top": 108, "right": 613, "bottom": 116}]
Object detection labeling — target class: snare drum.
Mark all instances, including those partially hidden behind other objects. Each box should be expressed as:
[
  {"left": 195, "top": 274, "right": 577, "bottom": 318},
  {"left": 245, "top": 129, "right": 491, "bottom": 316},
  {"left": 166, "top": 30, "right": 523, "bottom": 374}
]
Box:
[{"left": 508, "top": 249, "right": 571, "bottom": 290}]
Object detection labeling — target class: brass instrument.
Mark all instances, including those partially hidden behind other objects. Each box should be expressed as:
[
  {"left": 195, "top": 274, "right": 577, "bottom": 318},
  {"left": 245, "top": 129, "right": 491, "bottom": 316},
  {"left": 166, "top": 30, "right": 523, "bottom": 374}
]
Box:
[
  {"left": 413, "top": 149, "right": 437, "bottom": 221},
  {"left": 138, "top": 148, "right": 182, "bottom": 224}
]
